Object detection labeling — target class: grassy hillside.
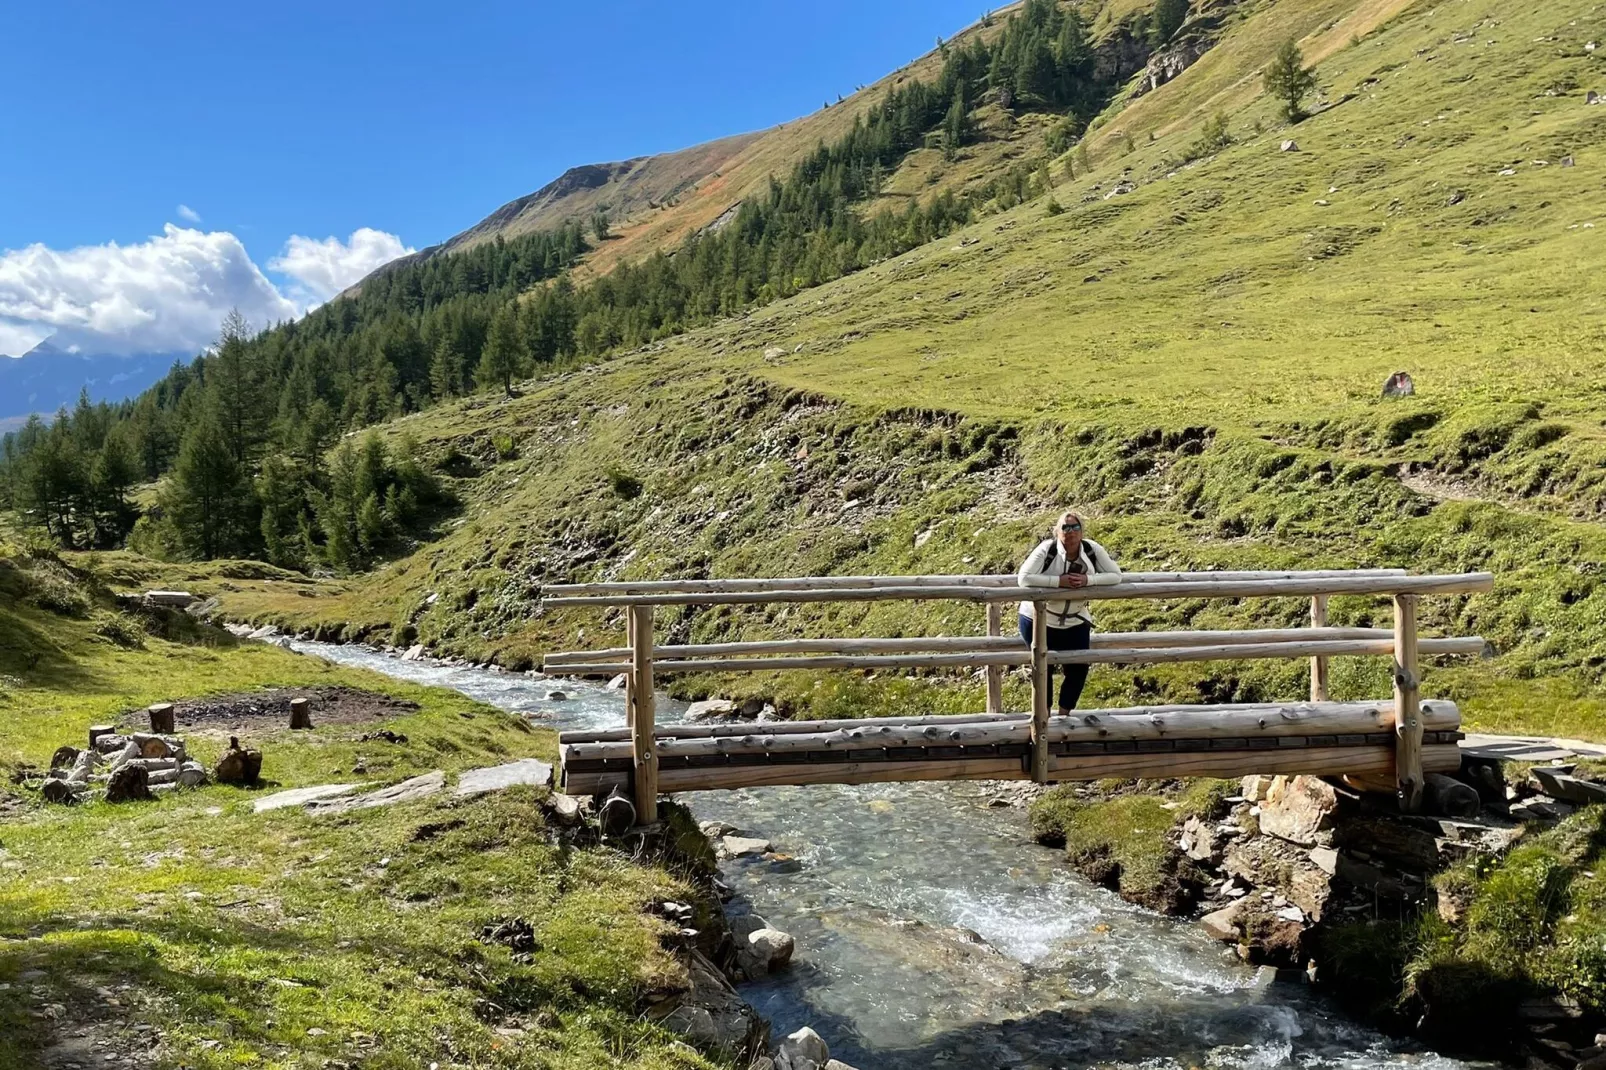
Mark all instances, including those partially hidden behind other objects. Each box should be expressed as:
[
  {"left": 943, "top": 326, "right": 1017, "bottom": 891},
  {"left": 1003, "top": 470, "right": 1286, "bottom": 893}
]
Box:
[
  {"left": 383, "top": 0, "right": 1172, "bottom": 284},
  {"left": 0, "top": 547, "right": 739, "bottom": 1069},
  {"left": 96, "top": 0, "right": 1606, "bottom": 742}
]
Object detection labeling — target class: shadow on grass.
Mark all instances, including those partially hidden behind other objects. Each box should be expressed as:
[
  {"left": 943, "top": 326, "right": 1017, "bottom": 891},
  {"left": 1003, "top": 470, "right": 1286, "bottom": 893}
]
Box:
[{"left": 0, "top": 611, "right": 99, "bottom": 691}]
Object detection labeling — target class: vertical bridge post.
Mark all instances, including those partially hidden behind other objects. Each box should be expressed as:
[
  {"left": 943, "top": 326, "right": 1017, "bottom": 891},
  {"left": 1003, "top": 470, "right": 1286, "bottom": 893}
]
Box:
[
  {"left": 1393, "top": 593, "right": 1422, "bottom": 812},
  {"left": 1030, "top": 604, "right": 1049, "bottom": 783},
  {"left": 629, "top": 605, "right": 659, "bottom": 824},
  {"left": 1309, "top": 594, "right": 1330, "bottom": 702},
  {"left": 985, "top": 603, "right": 1004, "bottom": 715}
]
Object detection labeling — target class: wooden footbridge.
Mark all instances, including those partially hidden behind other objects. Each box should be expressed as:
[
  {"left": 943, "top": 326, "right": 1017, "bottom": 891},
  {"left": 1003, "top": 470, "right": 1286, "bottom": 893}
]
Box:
[{"left": 543, "top": 569, "right": 1494, "bottom": 824}]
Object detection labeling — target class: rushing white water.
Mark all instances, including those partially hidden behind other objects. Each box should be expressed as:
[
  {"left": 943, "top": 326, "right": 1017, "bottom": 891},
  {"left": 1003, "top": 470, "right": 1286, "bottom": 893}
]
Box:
[{"left": 291, "top": 640, "right": 1491, "bottom": 1070}]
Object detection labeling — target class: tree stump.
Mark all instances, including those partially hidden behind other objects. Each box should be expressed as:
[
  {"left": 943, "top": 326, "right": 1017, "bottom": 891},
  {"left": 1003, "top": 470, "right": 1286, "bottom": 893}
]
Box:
[
  {"left": 289, "top": 698, "right": 313, "bottom": 731},
  {"left": 148, "top": 703, "right": 176, "bottom": 733},
  {"left": 88, "top": 725, "right": 117, "bottom": 749},
  {"left": 106, "top": 765, "right": 152, "bottom": 803},
  {"left": 214, "top": 737, "right": 263, "bottom": 786}
]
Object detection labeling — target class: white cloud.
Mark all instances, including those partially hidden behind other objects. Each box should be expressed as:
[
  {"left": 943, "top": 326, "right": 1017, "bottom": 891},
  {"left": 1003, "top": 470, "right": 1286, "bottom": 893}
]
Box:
[
  {"left": 269, "top": 228, "right": 414, "bottom": 306},
  {"left": 0, "top": 319, "right": 50, "bottom": 358},
  {"left": 176, "top": 204, "right": 202, "bottom": 223},
  {"left": 0, "top": 222, "right": 412, "bottom": 358}
]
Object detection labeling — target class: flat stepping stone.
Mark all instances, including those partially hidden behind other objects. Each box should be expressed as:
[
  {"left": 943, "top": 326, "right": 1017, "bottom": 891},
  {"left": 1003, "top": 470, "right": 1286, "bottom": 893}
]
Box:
[
  {"left": 454, "top": 759, "right": 553, "bottom": 797},
  {"left": 308, "top": 771, "right": 446, "bottom": 814},
  {"left": 1462, "top": 735, "right": 1606, "bottom": 762},
  {"left": 253, "top": 783, "right": 363, "bottom": 813}
]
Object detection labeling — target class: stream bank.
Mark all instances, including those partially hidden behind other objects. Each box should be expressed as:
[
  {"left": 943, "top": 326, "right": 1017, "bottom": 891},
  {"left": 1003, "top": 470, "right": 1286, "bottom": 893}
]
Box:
[
  {"left": 1031, "top": 767, "right": 1606, "bottom": 1068},
  {"left": 290, "top": 637, "right": 1499, "bottom": 1070}
]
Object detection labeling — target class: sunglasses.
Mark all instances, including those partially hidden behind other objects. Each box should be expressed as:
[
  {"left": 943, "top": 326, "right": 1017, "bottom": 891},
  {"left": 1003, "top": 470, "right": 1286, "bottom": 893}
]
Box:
[{"left": 1060, "top": 523, "right": 1082, "bottom": 532}]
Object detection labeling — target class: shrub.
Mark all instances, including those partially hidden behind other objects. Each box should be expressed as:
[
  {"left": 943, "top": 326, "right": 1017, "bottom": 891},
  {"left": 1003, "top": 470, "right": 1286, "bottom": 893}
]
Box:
[
  {"left": 92, "top": 610, "right": 146, "bottom": 649},
  {"left": 605, "top": 465, "right": 643, "bottom": 499}
]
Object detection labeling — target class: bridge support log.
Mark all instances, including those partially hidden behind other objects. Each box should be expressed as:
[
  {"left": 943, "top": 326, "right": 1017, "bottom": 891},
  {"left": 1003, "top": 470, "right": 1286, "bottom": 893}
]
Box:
[
  {"left": 1394, "top": 594, "right": 1423, "bottom": 812},
  {"left": 629, "top": 605, "right": 658, "bottom": 825},
  {"left": 560, "top": 701, "right": 1463, "bottom": 764},
  {"left": 1031, "top": 604, "right": 1049, "bottom": 783},
  {"left": 986, "top": 604, "right": 1004, "bottom": 715}
]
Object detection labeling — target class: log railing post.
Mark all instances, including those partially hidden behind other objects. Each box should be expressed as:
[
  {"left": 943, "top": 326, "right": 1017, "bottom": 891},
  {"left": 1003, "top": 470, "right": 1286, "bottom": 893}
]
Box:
[
  {"left": 1309, "top": 595, "right": 1330, "bottom": 702},
  {"left": 1030, "top": 604, "right": 1049, "bottom": 783},
  {"left": 629, "top": 605, "right": 659, "bottom": 824},
  {"left": 986, "top": 603, "right": 1004, "bottom": 715},
  {"left": 1393, "top": 593, "right": 1422, "bottom": 811}
]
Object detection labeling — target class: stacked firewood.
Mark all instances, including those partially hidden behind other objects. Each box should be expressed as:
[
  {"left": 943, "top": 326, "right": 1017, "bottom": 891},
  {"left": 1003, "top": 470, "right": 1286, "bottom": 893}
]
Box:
[{"left": 41, "top": 720, "right": 208, "bottom": 805}]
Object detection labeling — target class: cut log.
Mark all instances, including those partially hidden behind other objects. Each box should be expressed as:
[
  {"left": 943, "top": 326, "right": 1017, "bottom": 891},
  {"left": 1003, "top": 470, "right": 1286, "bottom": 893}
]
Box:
[
  {"left": 106, "top": 764, "right": 152, "bottom": 803},
  {"left": 1048, "top": 744, "right": 1463, "bottom": 783},
  {"left": 148, "top": 703, "right": 176, "bottom": 733},
  {"left": 566, "top": 756, "right": 1028, "bottom": 797},
  {"left": 1424, "top": 772, "right": 1481, "bottom": 818},
  {"left": 41, "top": 779, "right": 82, "bottom": 805},
  {"left": 50, "top": 745, "right": 80, "bottom": 770},
  {"left": 132, "top": 733, "right": 173, "bottom": 759},
  {"left": 561, "top": 711, "right": 1028, "bottom": 744},
  {"left": 289, "top": 698, "right": 313, "bottom": 730},
  {"left": 598, "top": 787, "right": 636, "bottom": 836},
  {"left": 561, "top": 701, "right": 1460, "bottom": 762},
  {"left": 88, "top": 725, "right": 117, "bottom": 749}
]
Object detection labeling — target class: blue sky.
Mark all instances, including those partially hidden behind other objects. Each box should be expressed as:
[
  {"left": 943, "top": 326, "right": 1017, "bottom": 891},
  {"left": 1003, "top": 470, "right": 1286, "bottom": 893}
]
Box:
[{"left": 0, "top": 0, "right": 982, "bottom": 358}]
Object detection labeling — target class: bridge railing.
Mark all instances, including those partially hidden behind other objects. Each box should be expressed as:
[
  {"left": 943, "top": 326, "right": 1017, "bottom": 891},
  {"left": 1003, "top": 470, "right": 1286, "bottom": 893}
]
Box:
[{"left": 542, "top": 570, "right": 1495, "bottom": 820}]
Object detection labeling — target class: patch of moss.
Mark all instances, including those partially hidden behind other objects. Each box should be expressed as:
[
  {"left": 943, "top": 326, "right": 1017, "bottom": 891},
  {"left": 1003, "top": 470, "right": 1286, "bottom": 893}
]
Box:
[{"left": 1028, "top": 779, "right": 1230, "bottom": 912}]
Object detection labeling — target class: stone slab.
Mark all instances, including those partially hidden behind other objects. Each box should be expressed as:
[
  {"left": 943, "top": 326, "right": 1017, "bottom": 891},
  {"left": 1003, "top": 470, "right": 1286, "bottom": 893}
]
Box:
[
  {"left": 253, "top": 783, "right": 364, "bottom": 813},
  {"left": 1462, "top": 734, "right": 1606, "bottom": 761},
  {"left": 309, "top": 770, "right": 445, "bottom": 814},
  {"left": 454, "top": 759, "right": 553, "bottom": 797}
]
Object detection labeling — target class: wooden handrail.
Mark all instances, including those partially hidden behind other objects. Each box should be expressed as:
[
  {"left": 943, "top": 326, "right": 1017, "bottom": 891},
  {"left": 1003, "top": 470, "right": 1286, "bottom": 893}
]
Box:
[
  {"left": 542, "top": 572, "right": 1493, "bottom": 607},
  {"left": 541, "top": 627, "right": 1428, "bottom": 666},
  {"left": 546, "top": 636, "right": 1483, "bottom": 676},
  {"left": 544, "top": 568, "right": 1408, "bottom": 597}
]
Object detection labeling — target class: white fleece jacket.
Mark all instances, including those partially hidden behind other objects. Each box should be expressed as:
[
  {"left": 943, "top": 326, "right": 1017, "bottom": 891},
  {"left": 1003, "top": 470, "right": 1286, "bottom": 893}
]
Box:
[{"left": 1017, "top": 537, "right": 1122, "bottom": 627}]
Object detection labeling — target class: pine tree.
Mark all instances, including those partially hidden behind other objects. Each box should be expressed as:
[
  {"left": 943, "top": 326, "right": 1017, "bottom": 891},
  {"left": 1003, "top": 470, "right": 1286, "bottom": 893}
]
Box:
[
  {"left": 210, "top": 309, "right": 260, "bottom": 465},
  {"left": 1264, "top": 39, "right": 1318, "bottom": 123},
  {"left": 168, "top": 410, "right": 250, "bottom": 560},
  {"left": 429, "top": 338, "right": 463, "bottom": 399},
  {"left": 476, "top": 303, "right": 525, "bottom": 396},
  {"left": 942, "top": 87, "right": 969, "bottom": 161}
]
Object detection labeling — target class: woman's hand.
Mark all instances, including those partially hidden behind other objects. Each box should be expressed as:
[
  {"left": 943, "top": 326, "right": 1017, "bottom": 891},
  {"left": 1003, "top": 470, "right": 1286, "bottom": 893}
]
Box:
[{"left": 1058, "top": 573, "right": 1089, "bottom": 589}]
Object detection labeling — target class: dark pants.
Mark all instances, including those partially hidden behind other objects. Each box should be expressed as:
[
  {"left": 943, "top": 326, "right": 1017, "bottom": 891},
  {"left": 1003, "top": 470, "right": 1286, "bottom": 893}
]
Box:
[{"left": 1019, "top": 613, "right": 1093, "bottom": 710}]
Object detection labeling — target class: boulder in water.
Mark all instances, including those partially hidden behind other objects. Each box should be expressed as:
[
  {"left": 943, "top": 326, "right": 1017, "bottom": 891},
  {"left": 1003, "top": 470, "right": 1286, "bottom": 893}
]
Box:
[
  {"left": 775, "top": 1027, "right": 831, "bottom": 1070},
  {"left": 738, "top": 927, "right": 795, "bottom": 979},
  {"left": 685, "top": 698, "right": 737, "bottom": 722}
]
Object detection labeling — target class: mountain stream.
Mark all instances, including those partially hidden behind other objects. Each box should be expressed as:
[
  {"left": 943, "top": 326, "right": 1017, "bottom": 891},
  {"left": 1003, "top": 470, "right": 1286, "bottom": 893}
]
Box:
[{"left": 290, "top": 640, "right": 1486, "bottom": 1070}]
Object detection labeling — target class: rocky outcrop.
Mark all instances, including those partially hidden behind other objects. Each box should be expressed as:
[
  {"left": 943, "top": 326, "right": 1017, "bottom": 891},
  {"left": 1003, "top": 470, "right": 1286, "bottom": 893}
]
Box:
[
  {"left": 1135, "top": 0, "right": 1244, "bottom": 97},
  {"left": 648, "top": 948, "right": 769, "bottom": 1058}
]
